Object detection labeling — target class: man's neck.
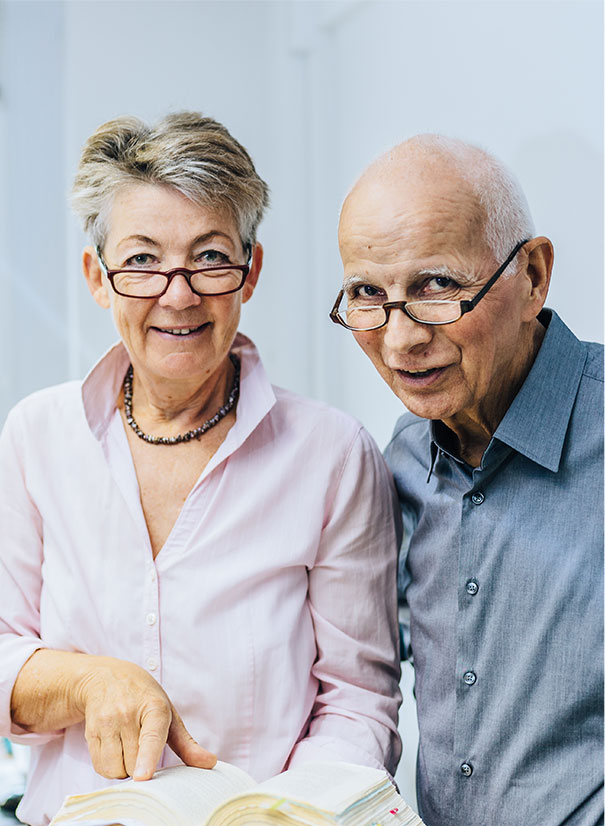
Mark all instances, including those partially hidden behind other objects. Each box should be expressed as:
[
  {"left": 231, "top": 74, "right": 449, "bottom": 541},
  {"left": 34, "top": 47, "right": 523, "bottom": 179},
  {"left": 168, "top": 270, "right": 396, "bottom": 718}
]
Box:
[{"left": 441, "top": 319, "right": 546, "bottom": 467}]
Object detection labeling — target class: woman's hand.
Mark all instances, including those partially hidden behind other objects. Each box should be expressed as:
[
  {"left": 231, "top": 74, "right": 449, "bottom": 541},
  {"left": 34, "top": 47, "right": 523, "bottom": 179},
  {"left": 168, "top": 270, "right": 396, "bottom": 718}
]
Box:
[
  {"left": 11, "top": 650, "right": 217, "bottom": 780},
  {"left": 74, "top": 656, "right": 216, "bottom": 779}
]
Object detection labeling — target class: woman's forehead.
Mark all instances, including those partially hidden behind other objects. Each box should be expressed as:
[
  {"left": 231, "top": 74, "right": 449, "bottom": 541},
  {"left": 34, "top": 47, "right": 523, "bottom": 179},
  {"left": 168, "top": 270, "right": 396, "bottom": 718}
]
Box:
[{"left": 106, "top": 183, "right": 239, "bottom": 247}]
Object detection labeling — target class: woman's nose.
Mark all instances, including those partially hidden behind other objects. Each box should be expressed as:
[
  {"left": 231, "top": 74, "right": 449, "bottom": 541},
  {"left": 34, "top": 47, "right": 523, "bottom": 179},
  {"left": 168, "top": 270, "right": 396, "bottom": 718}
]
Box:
[{"left": 158, "top": 273, "right": 202, "bottom": 309}]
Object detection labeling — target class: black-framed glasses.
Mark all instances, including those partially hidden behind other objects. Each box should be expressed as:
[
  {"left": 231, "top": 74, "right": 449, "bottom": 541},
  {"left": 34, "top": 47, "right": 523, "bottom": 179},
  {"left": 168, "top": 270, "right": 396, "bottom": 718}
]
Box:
[
  {"left": 330, "top": 239, "right": 529, "bottom": 331},
  {"left": 96, "top": 246, "right": 251, "bottom": 299}
]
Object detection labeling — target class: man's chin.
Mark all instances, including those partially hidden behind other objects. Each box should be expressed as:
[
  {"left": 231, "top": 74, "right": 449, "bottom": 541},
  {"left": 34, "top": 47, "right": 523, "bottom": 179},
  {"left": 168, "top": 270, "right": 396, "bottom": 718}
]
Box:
[{"left": 388, "top": 382, "right": 458, "bottom": 422}]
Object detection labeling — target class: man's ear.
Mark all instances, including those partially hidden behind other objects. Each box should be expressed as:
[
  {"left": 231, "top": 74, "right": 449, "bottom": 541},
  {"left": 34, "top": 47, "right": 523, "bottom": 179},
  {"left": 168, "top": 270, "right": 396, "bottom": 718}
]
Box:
[
  {"left": 520, "top": 236, "right": 554, "bottom": 321},
  {"left": 82, "top": 246, "right": 111, "bottom": 309},
  {"left": 242, "top": 242, "right": 263, "bottom": 304}
]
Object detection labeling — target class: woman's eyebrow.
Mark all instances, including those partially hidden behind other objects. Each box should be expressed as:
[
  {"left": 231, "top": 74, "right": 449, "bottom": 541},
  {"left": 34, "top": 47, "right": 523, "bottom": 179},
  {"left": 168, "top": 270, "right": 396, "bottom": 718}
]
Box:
[
  {"left": 191, "top": 231, "right": 236, "bottom": 247},
  {"left": 116, "top": 234, "right": 159, "bottom": 249}
]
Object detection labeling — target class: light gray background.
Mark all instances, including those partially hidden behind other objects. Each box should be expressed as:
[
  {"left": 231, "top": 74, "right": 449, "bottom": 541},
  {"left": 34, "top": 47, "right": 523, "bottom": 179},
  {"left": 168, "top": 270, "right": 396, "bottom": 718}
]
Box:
[{"left": 0, "top": 0, "right": 602, "bottom": 808}]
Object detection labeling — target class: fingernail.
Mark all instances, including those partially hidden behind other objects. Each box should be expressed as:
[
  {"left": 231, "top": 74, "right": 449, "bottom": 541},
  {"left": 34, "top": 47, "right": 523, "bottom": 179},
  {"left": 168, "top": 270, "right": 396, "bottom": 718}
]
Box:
[{"left": 133, "top": 762, "right": 148, "bottom": 780}]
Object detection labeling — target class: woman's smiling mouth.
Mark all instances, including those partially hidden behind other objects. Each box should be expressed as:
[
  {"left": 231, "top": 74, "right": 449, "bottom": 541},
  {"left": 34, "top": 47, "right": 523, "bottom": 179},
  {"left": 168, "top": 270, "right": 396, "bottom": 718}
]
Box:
[{"left": 152, "top": 323, "right": 209, "bottom": 338}]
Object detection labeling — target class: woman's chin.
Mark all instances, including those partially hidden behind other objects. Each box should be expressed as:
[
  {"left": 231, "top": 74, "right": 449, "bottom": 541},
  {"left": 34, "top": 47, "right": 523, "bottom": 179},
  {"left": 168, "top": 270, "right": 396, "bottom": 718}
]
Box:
[{"left": 136, "top": 351, "right": 216, "bottom": 383}]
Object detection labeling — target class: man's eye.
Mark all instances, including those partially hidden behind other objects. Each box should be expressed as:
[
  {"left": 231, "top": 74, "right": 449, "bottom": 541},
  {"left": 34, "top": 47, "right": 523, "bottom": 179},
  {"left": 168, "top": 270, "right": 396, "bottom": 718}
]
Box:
[
  {"left": 124, "top": 253, "right": 154, "bottom": 268},
  {"left": 350, "top": 284, "right": 384, "bottom": 301},
  {"left": 198, "top": 249, "right": 230, "bottom": 266},
  {"left": 423, "top": 276, "right": 460, "bottom": 294}
]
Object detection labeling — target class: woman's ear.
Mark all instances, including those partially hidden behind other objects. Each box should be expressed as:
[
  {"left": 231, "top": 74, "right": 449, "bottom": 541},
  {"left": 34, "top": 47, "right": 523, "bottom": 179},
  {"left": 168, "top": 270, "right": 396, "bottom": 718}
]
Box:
[
  {"left": 82, "top": 246, "right": 111, "bottom": 309},
  {"left": 242, "top": 243, "right": 263, "bottom": 304}
]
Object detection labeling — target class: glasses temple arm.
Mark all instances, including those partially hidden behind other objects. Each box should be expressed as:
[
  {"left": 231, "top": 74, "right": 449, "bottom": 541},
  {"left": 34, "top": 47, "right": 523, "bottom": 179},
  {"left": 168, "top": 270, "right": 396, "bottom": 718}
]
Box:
[{"left": 463, "top": 239, "right": 530, "bottom": 312}]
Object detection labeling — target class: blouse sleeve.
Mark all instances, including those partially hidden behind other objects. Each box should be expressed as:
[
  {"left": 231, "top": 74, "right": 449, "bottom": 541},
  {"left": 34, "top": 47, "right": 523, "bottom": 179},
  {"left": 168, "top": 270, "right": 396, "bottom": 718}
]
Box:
[
  {"left": 287, "top": 426, "right": 402, "bottom": 776},
  {"left": 0, "top": 406, "right": 61, "bottom": 745}
]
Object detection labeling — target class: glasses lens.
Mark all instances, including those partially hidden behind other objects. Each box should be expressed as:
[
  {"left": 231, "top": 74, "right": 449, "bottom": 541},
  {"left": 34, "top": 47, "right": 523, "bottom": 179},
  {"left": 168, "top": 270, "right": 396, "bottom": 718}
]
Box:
[
  {"left": 113, "top": 272, "right": 169, "bottom": 297},
  {"left": 112, "top": 268, "right": 246, "bottom": 297},
  {"left": 339, "top": 305, "right": 387, "bottom": 331},
  {"left": 406, "top": 301, "right": 461, "bottom": 324},
  {"left": 190, "top": 268, "right": 245, "bottom": 295}
]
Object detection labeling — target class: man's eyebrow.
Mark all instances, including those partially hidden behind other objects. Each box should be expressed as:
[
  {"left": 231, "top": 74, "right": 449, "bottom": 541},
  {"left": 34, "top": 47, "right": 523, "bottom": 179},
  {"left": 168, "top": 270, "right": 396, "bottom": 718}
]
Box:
[
  {"left": 413, "top": 265, "right": 474, "bottom": 284},
  {"left": 343, "top": 266, "right": 475, "bottom": 290},
  {"left": 342, "top": 274, "right": 367, "bottom": 290}
]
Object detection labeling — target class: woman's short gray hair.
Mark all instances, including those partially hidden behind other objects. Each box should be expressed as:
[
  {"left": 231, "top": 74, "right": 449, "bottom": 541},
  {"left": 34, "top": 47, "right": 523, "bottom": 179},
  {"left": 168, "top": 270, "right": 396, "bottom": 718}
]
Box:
[{"left": 71, "top": 111, "right": 270, "bottom": 250}]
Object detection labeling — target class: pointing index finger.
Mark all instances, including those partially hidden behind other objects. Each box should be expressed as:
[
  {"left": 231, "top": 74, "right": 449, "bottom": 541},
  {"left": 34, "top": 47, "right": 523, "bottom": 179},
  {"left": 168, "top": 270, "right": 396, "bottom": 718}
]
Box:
[{"left": 133, "top": 704, "right": 172, "bottom": 781}]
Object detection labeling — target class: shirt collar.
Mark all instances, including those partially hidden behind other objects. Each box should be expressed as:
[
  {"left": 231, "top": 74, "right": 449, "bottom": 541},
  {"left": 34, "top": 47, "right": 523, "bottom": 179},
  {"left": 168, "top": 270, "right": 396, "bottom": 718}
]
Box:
[
  {"left": 427, "top": 309, "right": 587, "bottom": 479},
  {"left": 493, "top": 309, "right": 586, "bottom": 472},
  {"left": 81, "top": 333, "right": 277, "bottom": 455}
]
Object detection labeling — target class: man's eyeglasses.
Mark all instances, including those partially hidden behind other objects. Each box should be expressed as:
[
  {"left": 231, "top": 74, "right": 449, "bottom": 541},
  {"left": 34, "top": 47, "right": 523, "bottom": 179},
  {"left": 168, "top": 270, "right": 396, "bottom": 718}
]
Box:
[
  {"left": 96, "top": 246, "right": 251, "bottom": 299},
  {"left": 330, "top": 239, "right": 529, "bottom": 331}
]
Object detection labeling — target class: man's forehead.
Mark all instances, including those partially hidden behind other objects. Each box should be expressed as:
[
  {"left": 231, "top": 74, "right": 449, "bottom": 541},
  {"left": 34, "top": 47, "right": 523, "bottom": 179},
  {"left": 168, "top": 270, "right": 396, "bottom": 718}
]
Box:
[{"left": 339, "top": 173, "right": 484, "bottom": 258}]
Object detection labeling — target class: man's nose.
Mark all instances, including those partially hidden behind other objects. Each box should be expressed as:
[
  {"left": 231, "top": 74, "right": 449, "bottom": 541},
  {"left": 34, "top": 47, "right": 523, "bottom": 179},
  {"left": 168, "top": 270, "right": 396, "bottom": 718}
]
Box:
[
  {"left": 383, "top": 307, "right": 434, "bottom": 351},
  {"left": 158, "top": 273, "right": 202, "bottom": 309}
]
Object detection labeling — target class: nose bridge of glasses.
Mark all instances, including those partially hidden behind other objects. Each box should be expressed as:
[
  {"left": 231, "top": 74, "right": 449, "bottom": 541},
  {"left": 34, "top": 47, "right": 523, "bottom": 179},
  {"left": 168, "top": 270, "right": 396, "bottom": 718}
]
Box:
[{"left": 161, "top": 267, "right": 201, "bottom": 299}]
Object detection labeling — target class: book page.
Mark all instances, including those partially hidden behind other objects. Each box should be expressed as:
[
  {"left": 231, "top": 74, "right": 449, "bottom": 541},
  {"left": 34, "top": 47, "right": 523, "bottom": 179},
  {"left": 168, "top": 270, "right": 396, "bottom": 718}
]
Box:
[
  {"left": 240, "top": 761, "right": 384, "bottom": 813},
  {"left": 206, "top": 762, "right": 424, "bottom": 826},
  {"left": 50, "top": 762, "right": 256, "bottom": 826}
]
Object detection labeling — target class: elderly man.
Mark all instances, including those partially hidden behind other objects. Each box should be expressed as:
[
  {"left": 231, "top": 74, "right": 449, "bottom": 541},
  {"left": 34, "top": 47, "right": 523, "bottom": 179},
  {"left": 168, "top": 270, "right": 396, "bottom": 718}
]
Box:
[{"left": 332, "top": 136, "right": 604, "bottom": 826}]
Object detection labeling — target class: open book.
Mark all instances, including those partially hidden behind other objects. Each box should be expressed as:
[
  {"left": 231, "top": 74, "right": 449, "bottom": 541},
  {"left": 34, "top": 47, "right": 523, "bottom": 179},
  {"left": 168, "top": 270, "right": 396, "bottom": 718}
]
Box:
[{"left": 49, "top": 760, "right": 425, "bottom": 826}]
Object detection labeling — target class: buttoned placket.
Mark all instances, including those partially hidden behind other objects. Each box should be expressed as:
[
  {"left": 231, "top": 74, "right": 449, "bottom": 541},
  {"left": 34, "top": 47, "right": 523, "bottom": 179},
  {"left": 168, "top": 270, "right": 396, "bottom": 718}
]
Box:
[
  {"left": 454, "top": 461, "right": 482, "bottom": 785},
  {"left": 452, "top": 440, "right": 513, "bottom": 791},
  {"left": 143, "top": 564, "right": 161, "bottom": 676}
]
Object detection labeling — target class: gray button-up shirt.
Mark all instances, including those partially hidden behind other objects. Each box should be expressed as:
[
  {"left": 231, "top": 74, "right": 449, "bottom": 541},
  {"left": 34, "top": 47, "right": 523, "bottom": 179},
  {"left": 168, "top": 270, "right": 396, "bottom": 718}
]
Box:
[{"left": 385, "top": 310, "right": 603, "bottom": 826}]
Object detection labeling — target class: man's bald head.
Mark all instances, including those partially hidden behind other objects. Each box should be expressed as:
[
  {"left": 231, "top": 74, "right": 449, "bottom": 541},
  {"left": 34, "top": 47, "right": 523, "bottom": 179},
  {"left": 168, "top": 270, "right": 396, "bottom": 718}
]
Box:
[{"left": 340, "top": 135, "right": 535, "bottom": 268}]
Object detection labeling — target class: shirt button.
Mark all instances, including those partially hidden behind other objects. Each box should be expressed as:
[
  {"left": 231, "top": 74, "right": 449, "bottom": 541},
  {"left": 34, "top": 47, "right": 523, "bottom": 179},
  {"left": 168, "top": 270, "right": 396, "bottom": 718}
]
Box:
[
  {"left": 466, "top": 578, "right": 479, "bottom": 596},
  {"left": 146, "top": 613, "right": 157, "bottom": 625},
  {"left": 463, "top": 670, "right": 477, "bottom": 686},
  {"left": 471, "top": 491, "right": 485, "bottom": 505},
  {"left": 150, "top": 569, "right": 157, "bottom": 582},
  {"left": 146, "top": 657, "right": 158, "bottom": 671},
  {"left": 460, "top": 762, "right": 473, "bottom": 777}
]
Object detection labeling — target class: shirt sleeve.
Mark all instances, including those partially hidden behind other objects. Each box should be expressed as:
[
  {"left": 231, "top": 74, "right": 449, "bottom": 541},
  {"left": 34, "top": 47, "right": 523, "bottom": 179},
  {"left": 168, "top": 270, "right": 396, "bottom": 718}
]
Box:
[
  {"left": 287, "top": 426, "right": 403, "bottom": 776},
  {"left": 0, "top": 406, "right": 62, "bottom": 745}
]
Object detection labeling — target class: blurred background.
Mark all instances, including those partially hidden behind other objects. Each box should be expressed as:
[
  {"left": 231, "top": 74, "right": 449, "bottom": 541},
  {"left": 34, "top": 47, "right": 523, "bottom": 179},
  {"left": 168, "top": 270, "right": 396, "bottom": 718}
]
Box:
[{"left": 0, "top": 0, "right": 602, "bottom": 815}]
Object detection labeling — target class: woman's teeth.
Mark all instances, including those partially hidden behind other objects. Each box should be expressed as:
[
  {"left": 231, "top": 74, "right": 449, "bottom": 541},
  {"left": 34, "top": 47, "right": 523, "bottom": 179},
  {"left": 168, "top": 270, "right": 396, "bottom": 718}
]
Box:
[{"left": 158, "top": 326, "right": 200, "bottom": 335}]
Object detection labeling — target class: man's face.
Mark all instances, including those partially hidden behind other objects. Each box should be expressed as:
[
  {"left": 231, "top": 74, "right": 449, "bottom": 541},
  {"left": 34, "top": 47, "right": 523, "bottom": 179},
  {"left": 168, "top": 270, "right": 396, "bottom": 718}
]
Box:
[{"left": 338, "top": 173, "right": 535, "bottom": 427}]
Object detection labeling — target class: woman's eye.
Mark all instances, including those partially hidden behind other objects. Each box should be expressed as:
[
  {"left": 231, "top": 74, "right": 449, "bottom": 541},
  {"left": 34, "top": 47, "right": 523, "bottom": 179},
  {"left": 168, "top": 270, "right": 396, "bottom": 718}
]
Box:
[
  {"left": 125, "top": 253, "right": 154, "bottom": 269},
  {"left": 198, "top": 249, "right": 230, "bottom": 266}
]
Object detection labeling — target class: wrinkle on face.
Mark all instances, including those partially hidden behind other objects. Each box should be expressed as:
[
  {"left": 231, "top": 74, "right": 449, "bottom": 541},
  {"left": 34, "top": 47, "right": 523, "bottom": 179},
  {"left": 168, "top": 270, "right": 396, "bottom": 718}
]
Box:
[{"left": 338, "top": 148, "right": 542, "bottom": 464}]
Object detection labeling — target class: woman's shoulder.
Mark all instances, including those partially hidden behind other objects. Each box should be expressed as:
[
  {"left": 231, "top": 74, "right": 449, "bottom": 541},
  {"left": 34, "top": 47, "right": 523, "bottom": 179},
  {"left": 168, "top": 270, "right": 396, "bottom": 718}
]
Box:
[
  {"left": 4, "top": 380, "right": 84, "bottom": 433},
  {"left": 272, "top": 384, "right": 361, "bottom": 429},
  {"left": 268, "top": 384, "right": 386, "bottom": 461}
]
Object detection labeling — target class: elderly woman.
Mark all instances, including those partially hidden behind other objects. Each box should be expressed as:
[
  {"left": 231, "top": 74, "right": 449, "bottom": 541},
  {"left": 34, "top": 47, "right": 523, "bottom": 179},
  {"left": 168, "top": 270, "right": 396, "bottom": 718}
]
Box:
[{"left": 0, "top": 113, "right": 401, "bottom": 825}]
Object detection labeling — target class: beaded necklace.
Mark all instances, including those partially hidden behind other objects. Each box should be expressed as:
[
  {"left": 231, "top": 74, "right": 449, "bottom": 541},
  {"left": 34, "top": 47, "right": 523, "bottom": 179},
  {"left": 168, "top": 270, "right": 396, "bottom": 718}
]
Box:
[{"left": 122, "top": 354, "right": 240, "bottom": 445}]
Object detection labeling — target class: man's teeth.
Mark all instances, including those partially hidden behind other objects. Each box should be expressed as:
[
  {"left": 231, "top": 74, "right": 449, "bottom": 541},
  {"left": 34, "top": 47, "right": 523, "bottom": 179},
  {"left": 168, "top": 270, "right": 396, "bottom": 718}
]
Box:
[
  {"left": 404, "top": 367, "right": 437, "bottom": 375},
  {"left": 159, "top": 327, "right": 199, "bottom": 335}
]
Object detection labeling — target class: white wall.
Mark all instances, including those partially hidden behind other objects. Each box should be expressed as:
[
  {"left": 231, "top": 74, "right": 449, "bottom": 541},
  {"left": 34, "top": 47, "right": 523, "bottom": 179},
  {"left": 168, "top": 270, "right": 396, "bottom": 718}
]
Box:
[
  {"left": 0, "top": 0, "right": 602, "bottom": 439},
  {"left": 0, "top": 0, "right": 602, "bottom": 808}
]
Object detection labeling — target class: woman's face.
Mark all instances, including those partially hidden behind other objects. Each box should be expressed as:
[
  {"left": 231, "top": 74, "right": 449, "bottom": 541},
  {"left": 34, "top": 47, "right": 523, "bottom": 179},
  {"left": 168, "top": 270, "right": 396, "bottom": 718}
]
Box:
[{"left": 83, "top": 183, "right": 261, "bottom": 387}]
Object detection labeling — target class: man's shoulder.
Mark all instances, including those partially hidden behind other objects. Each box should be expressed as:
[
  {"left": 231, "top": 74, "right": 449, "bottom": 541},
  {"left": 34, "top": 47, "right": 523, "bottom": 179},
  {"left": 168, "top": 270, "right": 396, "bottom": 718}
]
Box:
[
  {"left": 389, "top": 410, "right": 430, "bottom": 441},
  {"left": 384, "top": 411, "right": 431, "bottom": 476}
]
